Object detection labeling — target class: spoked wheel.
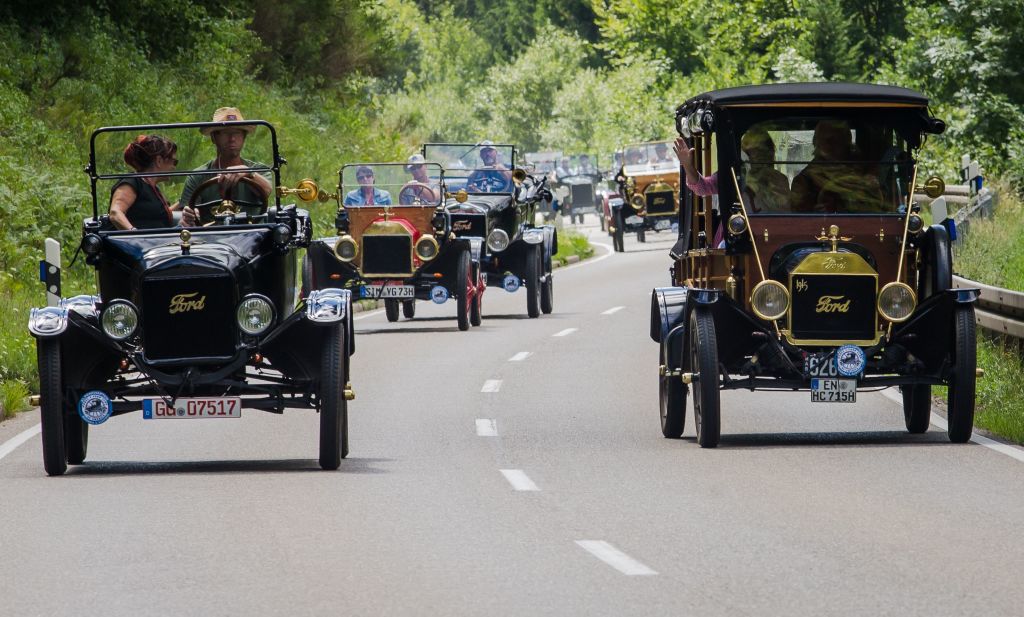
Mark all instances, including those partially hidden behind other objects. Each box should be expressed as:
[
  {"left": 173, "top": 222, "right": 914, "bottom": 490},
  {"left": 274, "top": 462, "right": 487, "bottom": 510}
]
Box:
[
  {"left": 455, "top": 248, "right": 471, "bottom": 331},
  {"left": 37, "top": 339, "right": 67, "bottom": 476},
  {"left": 384, "top": 299, "right": 400, "bottom": 322},
  {"left": 659, "top": 362, "right": 687, "bottom": 439},
  {"left": 319, "top": 321, "right": 349, "bottom": 469},
  {"left": 470, "top": 262, "right": 483, "bottom": 327},
  {"left": 525, "top": 244, "right": 541, "bottom": 318},
  {"left": 402, "top": 300, "right": 416, "bottom": 320},
  {"left": 901, "top": 384, "right": 932, "bottom": 433},
  {"left": 689, "top": 309, "right": 720, "bottom": 448},
  {"left": 947, "top": 304, "right": 977, "bottom": 443},
  {"left": 65, "top": 414, "right": 89, "bottom": 465}
]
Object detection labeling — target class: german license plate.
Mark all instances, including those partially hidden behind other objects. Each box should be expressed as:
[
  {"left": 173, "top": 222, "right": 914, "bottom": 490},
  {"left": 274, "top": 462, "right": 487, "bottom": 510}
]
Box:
[
  {"left": 625, "top": 215, "right": 643, "bottom": 225},
  {"left": 654, "top": 219, "right": 671, "bottom": 231},
  {"left": 361, "top": 284, "right": 414, "bottom": 299},
  {"left": 811, "top": 379, "right": 856, "bottom": 403},
  {"left": 143, "top": 397, "right": 241, "bottom": 419},
  {"left": 804, "top": 352, "right": 838, "bottom": 378}
]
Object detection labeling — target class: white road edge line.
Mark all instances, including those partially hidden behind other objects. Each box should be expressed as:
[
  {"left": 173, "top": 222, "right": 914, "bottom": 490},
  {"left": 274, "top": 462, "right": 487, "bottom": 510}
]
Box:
[
  {"left": 509, "top": 352, "right": 532, "bottom": 362},
  {"left": 500, "top": 469, "right": 539, "bottom": 491},
  {"left": 878, "top": 388, "right": 1024, "bottom": 463},
  {"left": 553, "top": 328, "right": 578, "bottom": 337},
  {"left": 0, "top": 423, "right": 41, "bottom": 462},
  {"left": 575, "top": 540, "right": 658, "bottom": 576},
  {"left": 602, "top": 306, "right": 625, "bottom": 315},
  {"left": 476, "top": 419, "right": 498, "bottom": 437},
  {"left": 481, "top": 379, "right": 503, "bottom": 393}
]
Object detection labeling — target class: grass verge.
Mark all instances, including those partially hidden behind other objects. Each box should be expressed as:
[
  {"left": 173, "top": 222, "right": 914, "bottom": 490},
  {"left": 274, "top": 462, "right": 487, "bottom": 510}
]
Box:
[{"left": 555, "top": 229, "right": 594, "bottom": 266}]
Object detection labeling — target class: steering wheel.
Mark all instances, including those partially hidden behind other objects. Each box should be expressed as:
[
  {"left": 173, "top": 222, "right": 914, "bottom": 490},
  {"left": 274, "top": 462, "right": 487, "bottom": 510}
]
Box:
[
  {"left": 467, "top": 168, "right": 511, "bottom": 193},
  {"left": 187, "top": 175, "right": 269, "bottom": 225},
  {"left": 398, "top": 181, "right": 438, "bottom": 205}
]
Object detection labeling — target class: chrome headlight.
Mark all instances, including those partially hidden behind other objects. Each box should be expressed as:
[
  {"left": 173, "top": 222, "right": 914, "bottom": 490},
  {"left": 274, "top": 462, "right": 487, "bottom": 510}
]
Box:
[
  {"left": 750, "top": 280, "right": 790, "bottom": 321},
  {"left": 101, "top": 301, "right": 139, "bottom": 341},
  {"left": 60, "top": 294, "right": 101, "bottom": 318},
  {"left": 487, "top": 229, "right": 510, "bottom": 252},
  {"left": 28, "top": 306, "right": 69, "bottom": 336},
  {"left": 522, "top": 228, "right": 544, "bottom": 245},
  {"left": 415, "top": 234, "right": 439, "bottom": 261},
  {"left": 236, "top": 294, "right": 275, "bottom": 335},
  {"left": 877, "top": 282, "right": 916, "bottom": 322},
  {"left": 334, "top": 235, "right": 358, "bottom": 262},
  {"left": 306, "top": 288, "right": 350, "bottom": 323}
]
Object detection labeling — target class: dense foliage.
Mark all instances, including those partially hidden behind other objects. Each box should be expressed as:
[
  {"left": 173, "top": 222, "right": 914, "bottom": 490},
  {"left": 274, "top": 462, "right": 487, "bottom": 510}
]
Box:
[{"left": 1, "top": 0, "right": 1023, "bottom": 407}]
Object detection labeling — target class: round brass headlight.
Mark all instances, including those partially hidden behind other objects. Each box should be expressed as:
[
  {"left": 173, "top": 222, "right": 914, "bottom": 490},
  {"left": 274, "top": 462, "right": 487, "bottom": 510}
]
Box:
[
  {"left": 750, "top": 280, "right": 790, "bottom": 321},
  {"left": 878, "top": 282, "right": 916, "bottom": 322},
  {"left": 727, "top": 214, "right": 748, "bottom": 236},
  {"left": 334, "top": 235, "right": 358, "bottom": 262},
  {"left": 630, "top": 195, "right": 645, "bottom": 210},
  {"left": 415, "top": 234, "right": 439, "bottom": 261}
]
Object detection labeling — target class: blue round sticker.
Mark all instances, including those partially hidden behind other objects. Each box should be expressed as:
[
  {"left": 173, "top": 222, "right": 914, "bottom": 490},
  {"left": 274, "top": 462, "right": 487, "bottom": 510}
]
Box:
[
  {"left": 503, "top": 275, "right": 521, "bottom": 292},
  {"left": 835, "top": 345, "right": 866, "bottom": 377},
  {"left": 78, "top": 391, "right": 113, "bottom": 425},
  {"left": 430, "top": 286, "right": 449, "bottom": 304}
]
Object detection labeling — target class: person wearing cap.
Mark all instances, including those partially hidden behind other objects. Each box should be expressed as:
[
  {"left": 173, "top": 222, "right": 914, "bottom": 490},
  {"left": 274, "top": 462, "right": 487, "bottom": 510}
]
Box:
[
  {"left": 400, "top": 154, "right": 439, "bottom": 205},
  {"left": 653, "top": 142, "right": 674, "bottom": 164},
  {"left": 178, "top": 107, "right": 273, "bottom": 226},
  {"left": 343, "top": 166, "right": 392, "bottom": 206},
  {"left": 466, "top": 141, "right": 511, "bottom": 192}
]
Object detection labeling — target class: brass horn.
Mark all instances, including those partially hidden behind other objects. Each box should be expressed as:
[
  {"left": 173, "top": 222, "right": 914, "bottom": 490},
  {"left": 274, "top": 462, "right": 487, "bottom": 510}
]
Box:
[
  {"left": 916, "top": 175, "right": 945, "bottom": 199},
  {"left": 277, "top": 178, "right": 337, "bottom": 203}
]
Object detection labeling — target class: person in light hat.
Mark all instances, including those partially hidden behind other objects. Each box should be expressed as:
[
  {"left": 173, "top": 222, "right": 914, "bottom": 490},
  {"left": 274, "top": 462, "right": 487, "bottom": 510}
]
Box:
[
  {"left": 178, "top": 106, "right": 273, "bottom": 226},
  {"left": 400, "top": 153, "right": 440, "bottom": 204},
  {"left": 466, "top": 140, "right": 511, "bottom": 192}
]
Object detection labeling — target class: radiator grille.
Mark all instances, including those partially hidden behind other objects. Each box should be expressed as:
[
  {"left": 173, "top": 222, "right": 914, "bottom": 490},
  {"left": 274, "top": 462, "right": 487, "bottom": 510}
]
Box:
[
  {"left": 141, "top": 272, "right": 236, "bottom": 361},
  {"left": 645, "top": 190, "right": 675, "bottom": 215},
  {"left": 362, "top": 234, "right": 413, "bottom": 276},
  {"left": 789, "top": 273, "right": 876, "bottom": 342}
]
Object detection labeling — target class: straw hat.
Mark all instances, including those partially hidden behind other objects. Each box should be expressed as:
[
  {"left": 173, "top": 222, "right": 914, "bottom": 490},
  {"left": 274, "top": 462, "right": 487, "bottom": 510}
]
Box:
[{"left": 200, "top": 107, "right": 256, "bottom": 136}]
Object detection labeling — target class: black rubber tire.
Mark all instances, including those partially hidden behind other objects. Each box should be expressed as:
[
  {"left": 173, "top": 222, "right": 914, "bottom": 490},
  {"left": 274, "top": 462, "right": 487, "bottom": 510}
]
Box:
[
  {"left": 689, "top": 309, "right": 720, "bottom": 448},
  {"left": 599, "top": 214, "right": 606, "bottom": 232},
  {"left": 402, "top": 299, "right": 416, "bottom": 319},
  {"left": 612, "top": 212, "right": 625, "bottom": 252},
  {"left": 470, "top": 263, "right": 483, "bottom": 327},
  {"left": 37, "top": 339, "right": 67, "bottom": 476},
  {"left": 64, "top": 414, "right": 89, "bottom": 465},
  {"left": 540, "top": 269, "right": 554, "bottom": 315},
  {"left": 947, "top": 305, "right": 977, "bottom": 443},
  {"left": 659, "top": 365, "right": 687, "bottom": 439},
  {"left": 318, "top": 321, "right": 349, "bottom": 470},
  {"left": 384, "top": 299, "right": 400, "bottom": 322},
  {"left": 525, "top": 245, "right": 541, "bottom": 318},
  {"left": 455, "top": 249, "right": 471, "bottom": 331},
  {"left": 901, "top": 384, "right": 932, "bottom": 433},
  {"left": 637, "top": 229, "right": 647, "bottom": 243},
  {"left": 578, "top": 213, "right": 585, "bottom": 224},
  {"left": 300, "top": 253, "right": 313, "bottom": 298}
]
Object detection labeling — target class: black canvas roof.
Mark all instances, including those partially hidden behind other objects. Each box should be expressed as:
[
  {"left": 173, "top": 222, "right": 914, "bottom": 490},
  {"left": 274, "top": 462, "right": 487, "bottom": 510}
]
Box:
[{"left": 677, "top": 82, "right": 929, "bottom": 112}]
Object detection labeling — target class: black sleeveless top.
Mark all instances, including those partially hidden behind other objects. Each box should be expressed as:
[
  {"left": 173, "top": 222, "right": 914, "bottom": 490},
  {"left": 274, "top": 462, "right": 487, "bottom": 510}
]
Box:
[{"left": 111, "top": 177, "right": 173, "bottom": 229}]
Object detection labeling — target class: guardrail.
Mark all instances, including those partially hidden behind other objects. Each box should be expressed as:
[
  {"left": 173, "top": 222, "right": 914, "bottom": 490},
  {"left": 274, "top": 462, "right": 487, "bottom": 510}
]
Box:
[{"left": 954, "top": 275, "right": 1024, "bottom": 340}]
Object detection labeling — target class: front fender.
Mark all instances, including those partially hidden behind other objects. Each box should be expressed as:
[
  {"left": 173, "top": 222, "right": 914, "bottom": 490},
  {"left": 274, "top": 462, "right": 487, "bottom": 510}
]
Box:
[{"left": 651, "top": 287, "right": 689, "bottom": 343}]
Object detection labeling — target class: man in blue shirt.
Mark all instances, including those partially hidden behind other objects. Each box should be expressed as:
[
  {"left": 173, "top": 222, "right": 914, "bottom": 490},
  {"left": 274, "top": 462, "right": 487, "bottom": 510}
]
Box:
[{"left": 343, "top": 166, "right": 392, "bottom": 206}]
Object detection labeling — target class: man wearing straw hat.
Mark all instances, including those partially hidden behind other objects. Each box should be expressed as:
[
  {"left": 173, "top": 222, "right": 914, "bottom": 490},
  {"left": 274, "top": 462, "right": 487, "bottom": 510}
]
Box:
[{"left": 179, "top": 106, "right": 273, "bottom": 226}]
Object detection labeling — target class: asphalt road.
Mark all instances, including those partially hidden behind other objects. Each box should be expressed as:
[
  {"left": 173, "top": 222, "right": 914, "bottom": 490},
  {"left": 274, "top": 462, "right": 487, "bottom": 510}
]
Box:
[{"left": 2, "top": 220, "right": 1024, "bottom": 616}]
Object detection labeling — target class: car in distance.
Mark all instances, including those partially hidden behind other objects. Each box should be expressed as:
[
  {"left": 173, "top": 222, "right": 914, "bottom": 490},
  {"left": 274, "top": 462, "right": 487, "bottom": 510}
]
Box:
[
  {"left": 613, "top": 140, "right": 680, "bottom": 248},
  {"left": 27, "top": 120, "right": 354, "bottom": 475},
  {"left": 297, "top": 163, "right": 482, "bottom": 330},
  {"left": 650, "top": 83, "right": 977, "bottom": 446}
]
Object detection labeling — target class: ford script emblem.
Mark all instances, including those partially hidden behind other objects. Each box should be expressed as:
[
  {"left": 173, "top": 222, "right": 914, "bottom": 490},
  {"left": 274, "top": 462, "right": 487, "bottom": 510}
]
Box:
[
  {"left": 431, "top": 286, "right": 449, "bottom": 304},
  {"left": 815, "top": 295, "right": 850, "bottom": 313},
  {"left": 78, "top": 391, "right": 113, "bottom": 425},
  {"left": 169, "top": 292, "right": 207, "bottom": 314},
  {"left": 836, "top": 345, "right": 866, "bottom": 377}
]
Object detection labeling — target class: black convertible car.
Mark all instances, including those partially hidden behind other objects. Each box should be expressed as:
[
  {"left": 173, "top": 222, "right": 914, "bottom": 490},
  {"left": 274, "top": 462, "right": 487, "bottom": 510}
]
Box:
[{"left": 27, "top": 120, "right": 355, "bottom": 475}]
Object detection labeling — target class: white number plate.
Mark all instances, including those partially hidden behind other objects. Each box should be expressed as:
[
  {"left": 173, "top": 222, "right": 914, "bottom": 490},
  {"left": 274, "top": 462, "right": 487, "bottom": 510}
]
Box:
[
  {"left": 805, "top": 352, "right": 838, "bottom": 378},
  {"left": 625, "top": 215, "right": 643, "bottom": 225},
  {"left": 810, "top": 379, "right": 856, "bottom": 403},
  {"left": 361, "top": 285, "right": 414, "bottom": 299},
  {"left": 654, "top": 219, "right": 672, "bottom": 231},
  {"left": 143, "top": 397, "right": 241, "bottom": 419}
]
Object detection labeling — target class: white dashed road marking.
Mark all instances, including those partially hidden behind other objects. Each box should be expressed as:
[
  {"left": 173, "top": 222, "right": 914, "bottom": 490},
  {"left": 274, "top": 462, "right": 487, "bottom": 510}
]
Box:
[
  {"left": 481, "top": 380, "right": 503, "bottom": 393},
  {"left": 602, "top": 306, "right": 625, "bottom": 315},
  {"left": 553, "top": 328, "right": 578, "bottom": 337},
  {"left": 575, "top": 541, "right": 658, "bottom": 576},
  {"left": 500, "top": 469, "right": 540, "bottom": 491},
  {"left": 476, "top": 419, "right": 498, "bottom": 437},
  {"left": 509, "top": 352, "right": 532, "bottom": 362},
  {"left": 0, "top": 424, "right": 41, "bottom": 462}
]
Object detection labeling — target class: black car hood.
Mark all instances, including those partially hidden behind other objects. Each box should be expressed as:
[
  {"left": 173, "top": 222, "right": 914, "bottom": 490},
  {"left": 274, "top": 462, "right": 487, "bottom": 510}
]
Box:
[
  {"left": 102, "top": 227, "right": 273, "bottom": 273},
  {"left": 446, "top": 194, "right": 514, "bottom": 213}
]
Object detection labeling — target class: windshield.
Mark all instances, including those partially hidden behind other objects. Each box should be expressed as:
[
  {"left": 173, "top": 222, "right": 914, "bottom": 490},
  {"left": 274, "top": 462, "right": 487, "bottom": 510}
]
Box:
[
  {"left": 89, "top": 122, "right": 277, "bottom": 226},
  {"left": 559, "top": 153, "right": 600, "bottom": 177},
  {"left": 423, "top": 143, "right": 516, "bottom": 194},
  {"left": 737, "top": 118, "right": 914, "bottom": 214},
  {"left": 524, "top": 151, "right": 562, "bottom": 174},
  {"left": 622, "top": 141, "right": 677, "bottom": 174},
  {"left": 340, "top": 163, "right": 444, "bottom": 207}
]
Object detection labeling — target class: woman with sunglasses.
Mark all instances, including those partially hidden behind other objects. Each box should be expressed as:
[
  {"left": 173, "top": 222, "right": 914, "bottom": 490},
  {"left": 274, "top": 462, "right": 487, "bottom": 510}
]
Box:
[
  {"left": 109, "top": 134, "right": 179, "bottom": 230},
  {"left": 343, "top": 165, "right": 393, "bottom": 206}
]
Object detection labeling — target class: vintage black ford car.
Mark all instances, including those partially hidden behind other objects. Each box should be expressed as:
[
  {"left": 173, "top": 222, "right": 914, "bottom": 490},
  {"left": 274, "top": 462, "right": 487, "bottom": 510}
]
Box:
[
  {"left": 296, "top": 163, "right": 482, "bottom": 330},
  {"left": 27, "top": 121, "right": 355, "bottom": 475},
  {"left": 651, "top": 83, "right": 977, "bottom": 447},
  {"left": 423, "top": 143, "right": 557, "bottom": 318}
]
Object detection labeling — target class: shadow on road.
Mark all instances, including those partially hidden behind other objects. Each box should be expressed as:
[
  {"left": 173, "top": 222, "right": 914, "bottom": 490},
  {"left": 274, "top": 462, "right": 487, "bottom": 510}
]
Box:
[
  {"left": 61, "top": 457, "right": 394, "bottom": 476},
  {"left": 684, "top": 430, "right": 956, "bottom": 449}
]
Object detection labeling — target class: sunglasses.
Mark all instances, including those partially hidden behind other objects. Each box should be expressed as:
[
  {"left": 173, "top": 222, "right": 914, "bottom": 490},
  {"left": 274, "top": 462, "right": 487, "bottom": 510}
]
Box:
[{"left": 357, "top": 173, "right": 374, "bottom": 180}]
